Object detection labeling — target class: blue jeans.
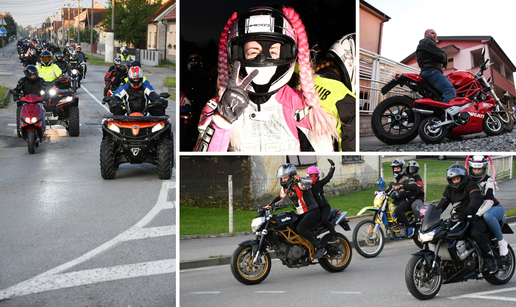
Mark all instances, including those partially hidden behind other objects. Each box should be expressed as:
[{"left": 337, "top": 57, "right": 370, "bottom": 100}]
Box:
[
  {"left": 420, "top": 69, "right": 456, "bottom": 104},
  {"left": 483, "top": 204, "right": 506, "bottom": 241}
]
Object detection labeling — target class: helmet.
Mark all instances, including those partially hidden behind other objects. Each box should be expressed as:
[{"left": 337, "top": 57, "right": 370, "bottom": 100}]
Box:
[
  {"left": 76, "top": 46, "right": 82, "bottom": 51},
  {"left": 113, "top": 57, "right": 121, "bottom": 67},
  {"left": 326, "top": 33, "right": 356, "bottom": 93},
  {"left": 131, "top": 60, "right": 141, "bottom": 67},
  {"left": 40, "top": 50, "right": 53, "bottom": 66},
  {"left": 70, "top": 50, "right": 77, "bottom": 58},
  {"left": 227, "top": 7, "right": 297, "bottom": 95},
  {"left": 306, "top": 166, "right": 320, "bottom": 184},
  {"left": 391, "top": 158, "right": 406, "bottom": 178},
  {"left": 55, "top": 51, "right": 64, "bottom": 61},
  {"left": 65, "top": 43, "right": 70, "bottom": 48},
  {"left": 276, "top": 163, "right": 297, "bottom": 189},
  {"left": 127, "top": 66, "right": 143, "bottom": 88},
  {"left": 122, "top": 49, "right": 128, "bottom": 56},
  {"left": 468, "top": 155, "right": 488, "bottom": 182},
  {"left": 446, "top": 164, "right": 468, "bottom": 191},
  {"left": 30, "top": 49, "right": 36, "bottom": 56},
  {"left": 406, "top": 160, "right": 419, "bottom": 175},
  {"left": 24, "top": 65, "right": 39, "bottom": 80}
]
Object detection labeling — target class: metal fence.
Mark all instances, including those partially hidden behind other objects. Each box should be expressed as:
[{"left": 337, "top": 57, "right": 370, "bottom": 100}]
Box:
[{"left": 359, "top": 48, "right": 420, "bottom": 113}]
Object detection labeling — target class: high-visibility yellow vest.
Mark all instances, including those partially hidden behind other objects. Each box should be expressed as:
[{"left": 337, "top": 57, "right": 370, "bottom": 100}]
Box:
[
  {"left": 36, "top": 63, "right": 62, "bottom": 82},
  {"left": 120, "top": 54, "right": 131, "bottom": 61}
]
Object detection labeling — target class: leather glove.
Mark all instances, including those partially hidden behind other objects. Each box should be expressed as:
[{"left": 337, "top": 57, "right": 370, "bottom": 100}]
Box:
[
  {"left": 215, "top": 61, "right": 258, "bottom": 124},
  {"left": 154, "top": 98, "right": 168, "bottom": 109},
  {"left": 390, "top": 190, "right": 400, "bottom": 199},
  {"left": 328, "top": 159, "right": 335, "bottom": 166},
  {"left": 457, "top": 212, "right": 473, "bottom": 221}
]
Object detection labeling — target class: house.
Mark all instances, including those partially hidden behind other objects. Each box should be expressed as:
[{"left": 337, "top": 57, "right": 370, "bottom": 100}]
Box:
[
  {"left": 401, "top": 36, "right": 516, "bottom": 108},
  {"left": 180, "top": 155, "right": 381, "bottom": 209},
  {"left": 143, "top": 0, "right": 176, "bottom": 59}
]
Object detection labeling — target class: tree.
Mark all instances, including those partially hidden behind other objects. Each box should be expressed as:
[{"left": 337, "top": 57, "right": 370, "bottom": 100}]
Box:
[
  {"left": 101, "top": 0, "right": 160, "bottom": 48},
  {"left": 2, "top": 13, "right": 18, "bottom": 40}
]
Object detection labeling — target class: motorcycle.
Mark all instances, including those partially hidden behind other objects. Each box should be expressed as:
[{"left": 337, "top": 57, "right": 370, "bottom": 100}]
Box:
[
  {"left": 69, "top": 67, "right": 81, "bottom": 92},
  {"left": 405, "top": 203, "right": 515, "bottom": 300},
  {"left": 43, "top": 76, "right": 80, "bottom": 137},
  {"left": 372, "top": 49, "right": 512, "bottom": 145},
  {"left": 18, "top": 94, "right": 46, "bottom": 154},
  {"left": 100, "top": 93, "right": 173, "bottom": 179},
  {"left": 352, "top": 178, "right": 423, "bottom": 258},
  {"left": 230, "top": 202, "right": 353, "bottom": 285},
  {"left": 179, "top": 91, "right": 198, "bottom": 151}
]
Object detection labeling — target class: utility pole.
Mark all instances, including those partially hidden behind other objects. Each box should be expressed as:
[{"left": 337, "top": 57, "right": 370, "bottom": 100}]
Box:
[
  {"left": 67, "top": 3, "right": 70, "bottom": 44},
  {"left": 91, "top": 0, "right": 94, "bottom": 54},
  {"left": 77, "top": 0, "right": 80, "bottom": 46}
]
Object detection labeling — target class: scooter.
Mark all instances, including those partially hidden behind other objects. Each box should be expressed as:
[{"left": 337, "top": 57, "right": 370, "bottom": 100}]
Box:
[{"left": 19, "top": 94, "right": 46, "bottom": 154}]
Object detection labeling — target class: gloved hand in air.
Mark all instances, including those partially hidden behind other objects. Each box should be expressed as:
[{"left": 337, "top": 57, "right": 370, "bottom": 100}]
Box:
[{"left": 215, "top": 61, "right": 258, "bottom": 124}]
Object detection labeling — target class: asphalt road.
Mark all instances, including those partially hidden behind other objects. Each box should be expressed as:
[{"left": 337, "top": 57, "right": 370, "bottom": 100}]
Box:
[{"left": 0, "top": 44, "right": 177, "bottom": 306}]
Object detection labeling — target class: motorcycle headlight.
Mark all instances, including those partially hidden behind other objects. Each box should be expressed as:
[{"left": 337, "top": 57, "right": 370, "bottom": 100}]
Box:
[
  {"left": 251, "top": 217, "right": 265, "bottom": 233},
  {"left": 419, "top": 230, "right": 436, "bottom": 243},
  {"left": 72, "top": 69, "right": 78, "bottom": 74},
  {"left": 59, "top": 96, "right": 73, "bottom": 103},
  {"left": 23, "top": 116, "right": 39, "bottom": 124},
  {"left": 151, "top": 123, "right": 163, "bottom": 132},
  {"left": 49, "top": 89, "right": 57, "bottom": 96},
  {"left": 108, "top": 123, "right": 120, "bottom": 133}
]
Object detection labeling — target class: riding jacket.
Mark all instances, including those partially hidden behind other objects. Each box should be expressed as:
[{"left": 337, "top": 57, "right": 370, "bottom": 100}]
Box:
[{"left": 271, "top": 177, "right": 319, "bottom": 215}]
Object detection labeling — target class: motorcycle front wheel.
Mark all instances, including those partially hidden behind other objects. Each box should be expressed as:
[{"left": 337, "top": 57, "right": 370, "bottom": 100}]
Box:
[
  {"left": 371, "top": 96, "right": 420, "bottom": 145},
  {"left": 27, "top": 130, "right": 36, "bottom": 154},
  {"left": 230, "top": 245, "right": 271, "bottom": 285},
  {"left": 100, "top": 137, "right": 116, "bottom": 179},
  {"left": 405, "top": 255, "right": 442, "bottom": 300},
  {"left": 483, "top": 114, "right": 504, "bottom": 136},
  {"left": 352, "top": 219, "right": 385, "bottom": 258},
  {"left": 498, "top": 109, "right": 514, "bottom": 132},
  {"left": 418, "top": 117, "right": 447, "bottom": 144},
  {"left": 484, "top": 245, "right": 515, "bottom": 285},
  {"left": 319, "top": 233, "right": 352, "bottom": 272}
]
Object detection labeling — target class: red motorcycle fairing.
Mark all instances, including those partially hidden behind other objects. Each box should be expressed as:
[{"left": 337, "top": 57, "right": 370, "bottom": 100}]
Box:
[{"left": 414, "top": 97, "right": 473, "bottom": 108}]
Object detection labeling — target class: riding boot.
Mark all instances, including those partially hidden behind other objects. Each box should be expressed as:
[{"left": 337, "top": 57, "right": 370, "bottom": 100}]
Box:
[{"left": 484, "top": 250, "right": 498, "bottom": 274}]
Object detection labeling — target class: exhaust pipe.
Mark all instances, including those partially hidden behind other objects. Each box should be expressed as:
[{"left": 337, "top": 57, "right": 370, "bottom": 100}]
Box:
[{"left": 413, "top": 108, "right": 434, "bottom": 115}]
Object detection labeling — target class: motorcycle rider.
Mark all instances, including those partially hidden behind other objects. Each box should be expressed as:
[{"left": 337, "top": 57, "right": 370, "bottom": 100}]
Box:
[
  {"left": 436, "top": 164, "right": 497, "bottom": 274},
  {"left": 466, "top": 155, "right": 509, "bottom": 256},
  {"left": 120, "top": 48, "right": 131, "bottom": 61},
  {"left": 416, "top": 29, "right": 456, "bottom": 104},
  {"left": 68, "top": 50, "right": 84, "bottom": 88},
  {"left": 194, "top": 6, "right": 337, "bottom": 152},
  {"left": 313, "top": 33, "right": 356, "bottom": 151},
  {"left": 24, "top": 49, "right": 39, "bottom": 67},
  {"left": 307, "top": 159, "right": 339, "bottom": 244},
  {"left": 267, "top": 163, "right": 326, "bottom": 260},
  {"left": 75, "top": 46, "right": 87, "bottom": 78},
  {"left": 13, "top": 65, "right": 47, "bottom": 131},
  {"left": 108, "top": 66, "right": 167, "bottom": 116},
  {"left": 36, "top": 50, "right": 62, "bottom": 82},
  {"left": 54, "top": 51, "right": 70, "bottom": 75},
  {"left": 384, "top": 159, "right": 423, "bottom": 237},
  {"left": 110, "top": 60, "right": 131, "bottom": 90},
  {"left": 403, "top": 160, "right": 425, "bottom": 222},
  {"left": 104, "top": 57, "right": 122, "bottom": 96}
]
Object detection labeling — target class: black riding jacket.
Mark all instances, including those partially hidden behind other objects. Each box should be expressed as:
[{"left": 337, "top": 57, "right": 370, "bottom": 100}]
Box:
[
  {"left": 436, "top": 178, "right": 482, "bottom": 217},
  {"left": 310, "top": 166, "right": 334, "bottom": 208},
  {"left": 13, "top": 77, "right": 47, "bottom": 98},
  {"left": 416, "top": 37, "right": 448, "bottom": 73}
]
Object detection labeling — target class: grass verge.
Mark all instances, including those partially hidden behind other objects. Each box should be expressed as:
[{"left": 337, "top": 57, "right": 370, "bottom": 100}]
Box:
[{"left": 0, "top": 86, "right": 9, "bottom": 108}]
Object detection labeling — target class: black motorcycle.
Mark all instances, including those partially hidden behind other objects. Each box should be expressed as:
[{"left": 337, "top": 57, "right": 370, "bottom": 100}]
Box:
[
  {"left": 230, "top": 202, "right": 353, "bottom": 285},
  {"left": 405, "top": 203, "right": 515, "bottom": 300}
]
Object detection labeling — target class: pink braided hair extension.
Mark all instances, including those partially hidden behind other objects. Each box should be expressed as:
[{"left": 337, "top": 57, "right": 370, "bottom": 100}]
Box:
[
  {"left": 282, "top": 7, "right": 338, "bottom": 140},
  {"left": 217, "top": 12, "right": 238, "bottom": 98},
  {"left": 487, "top": 155, "right": 499, "bottom": 190}
]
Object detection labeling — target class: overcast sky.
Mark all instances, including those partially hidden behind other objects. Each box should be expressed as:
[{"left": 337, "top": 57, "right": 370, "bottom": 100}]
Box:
[
  {"left": 364, "top": 0, "right": 516, "bottom": 66},
  {"left": 1, "top": 0, "right": 110, "bottom": 29}
]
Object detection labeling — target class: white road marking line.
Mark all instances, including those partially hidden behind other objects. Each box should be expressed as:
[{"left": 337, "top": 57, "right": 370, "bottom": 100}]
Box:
[
  {"left": 330, "top": 291, "right": 361, "bottom": 294},
  {"left": 255, "top": 291, "right": 285, "bottom": 294},
  {"left": 81, "top": 85, "right": 110, "bottom": 112},
  {"left": 0, "top": 181, "right": 175, "bottom": 300},
  {"left": 0, "top": 260, "right": 175, "bottom": 299},
  {"left": 124, "top": 225, "right": 175, "bottom": 240},
  {"left": 449, "top": 286, "right": 516, "bottom": 300},
  {"left": 191, "top": 291, "right": 220, "bottom": 294}
]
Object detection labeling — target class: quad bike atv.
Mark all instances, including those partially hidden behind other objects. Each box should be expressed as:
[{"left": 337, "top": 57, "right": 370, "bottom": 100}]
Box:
[
  {"left": 43, "top": 76, "right": 80, "bottom": 136},
  {"left": 100, "top": 93, "right": 173, "bottom": 179}
]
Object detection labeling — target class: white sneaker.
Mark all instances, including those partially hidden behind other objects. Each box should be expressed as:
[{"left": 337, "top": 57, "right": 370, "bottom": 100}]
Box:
[{"left": 499, "top": 239, "right": 509, "bottom": 256}]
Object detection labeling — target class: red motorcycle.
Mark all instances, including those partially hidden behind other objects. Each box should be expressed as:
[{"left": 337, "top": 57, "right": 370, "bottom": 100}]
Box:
[
  {"left": 19, "top": 94, "right": 46, "bottom": 154},
  {"left": 372, "top": 52, "right": 513, "bottom": 144}
]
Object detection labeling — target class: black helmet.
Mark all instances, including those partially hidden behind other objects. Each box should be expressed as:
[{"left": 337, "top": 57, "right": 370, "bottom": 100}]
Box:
[
  {"left": 391, "top": 158, "right": 406, "bottom": 178},
  {"left": 326, "top": 33, "right": 356, "bottom": 93},
  {"left": 55, "top": 51, "right": 64, "bottom": 61},
  {"left": 277, "top": 163, "right": 297, "bottom": 189},
  {"left": 24, "top": 65, "right": 39, "bottom": 80},
  {"left": 407, "top": 160, "right": 419, "bottom": 175},
  {"left": 446, "top": 164, "right": 468, "bottom": 191},
  {"left": 130, "top": 60, "right": 141, "bottom": 67},
  {"left": 227, "top": 7, "right": 297, "bottom": 95},
  {"left": 40, "top": 50, "right": 53, "bottom": 66},
  {"left": 467, "top": 155, "right": 488, "bottom": 182}
]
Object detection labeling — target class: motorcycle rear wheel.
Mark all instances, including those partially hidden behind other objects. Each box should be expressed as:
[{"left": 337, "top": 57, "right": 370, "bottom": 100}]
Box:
[
  {"left": 484, "top": 245, "right": 515, "bottom": 285},
  {"left": 501, "top": 111, "right": 514, "bottom": 132},
  {"left": 371, "top": 96, "right": 420, "bottom": 145},
  {"left": 483, "top": 114, "right": 504, "bottom": 136},
  {"left": 100, "top": 137, "right": 116, "bottom": 179},
  {"left": 230, "top": 245, "right": 271, "bottom": 285},
  {"left": 319, "top": 233, "right": 352, "bottom": 272},
  {"left": 405, "top": 255, "right": 442, "bottom": 300},
  {"left": 16, "top": 105, "right": 21, "bottom": 137},
  {"left": 352, "top": 219, "right": 385, "bottom": 258},
  {"left": 27, "top": 130, "right": 36, "bottom": 154},
  {"left": 418, "top": 117, "right": 447, "bottom": 144}
]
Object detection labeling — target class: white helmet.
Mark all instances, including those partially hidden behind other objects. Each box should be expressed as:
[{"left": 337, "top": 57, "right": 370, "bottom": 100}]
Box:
[{"left": 326, "top": 33, "right": 356, "bottom": 94}]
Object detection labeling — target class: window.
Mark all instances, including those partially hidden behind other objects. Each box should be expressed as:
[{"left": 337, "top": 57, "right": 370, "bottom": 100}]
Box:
[
  {"left": 445, "top": 58, "right": 454, "bottom": 70},
  {"left": 287, "top": 155, "right": 317, "bottom": 167},
  {"left": 342, "top": 156, "right": 364, "bottom": 163},
  {"left": 471, "top": 48, "right": 484, "bottom": 68}
]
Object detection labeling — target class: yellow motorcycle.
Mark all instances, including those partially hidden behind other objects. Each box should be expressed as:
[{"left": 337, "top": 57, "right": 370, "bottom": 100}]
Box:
[{"left": 352, "top": 178, "right": 423, "bottom": 258}]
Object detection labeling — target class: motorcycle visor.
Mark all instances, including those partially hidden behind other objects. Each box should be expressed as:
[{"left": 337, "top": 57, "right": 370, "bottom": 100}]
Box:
[{"left": 41, "top": 56, "right": 52, "bottom": 63}]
